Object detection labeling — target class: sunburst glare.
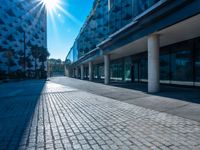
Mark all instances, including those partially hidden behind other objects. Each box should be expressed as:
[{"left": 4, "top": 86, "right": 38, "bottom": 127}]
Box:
[
  {"left": 37, "top": 0, "right": 81, "bottom": 26},
  {"left": 41, "top": 0, "right": 60, "bottom": 12}
]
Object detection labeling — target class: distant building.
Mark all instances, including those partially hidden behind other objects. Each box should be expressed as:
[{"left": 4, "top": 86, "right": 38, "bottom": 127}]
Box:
[
  {"left": 66, "top": 0, "right": 200, "bottom": 92},
  {"left": 0, "top": 0, "right": 48, "bottom": 79}
]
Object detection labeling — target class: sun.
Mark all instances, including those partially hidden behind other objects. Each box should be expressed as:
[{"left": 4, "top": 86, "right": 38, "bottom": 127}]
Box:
[{"left": 42, "top": 0, "right": 60, "bottom": 11}]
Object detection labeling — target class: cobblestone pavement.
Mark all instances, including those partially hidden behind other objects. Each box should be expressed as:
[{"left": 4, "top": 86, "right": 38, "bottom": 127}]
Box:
[
  {"left": 0, "top": 81, "right": 200, "bottom": 150},
  {"left": 50, "top": 77, "right": 200, "bottom": 122}
]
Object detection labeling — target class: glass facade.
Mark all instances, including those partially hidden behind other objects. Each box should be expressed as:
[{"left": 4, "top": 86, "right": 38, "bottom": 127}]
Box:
[
  {"left": 133, "top": 0, "right": 160, "bottom": 16},
  {"left": 66, "top": 42, "right": 78, "bottom": 65},
  {"left": 109, "top": 0, "right": 160, "bottom": 34},
  {"left": 66, "top": 0, "right": 161, "bottom": 64},
  {"left": 91, "top": 37, "right": 200, "bottom": 87},
  {"left": 65, "top": 0, "right": 199, "bottom": 88}
]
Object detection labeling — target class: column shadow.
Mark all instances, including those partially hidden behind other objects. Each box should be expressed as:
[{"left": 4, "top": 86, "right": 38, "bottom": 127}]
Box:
[{"left": 110, "top": 82, "right": 200, "bottom": 104}]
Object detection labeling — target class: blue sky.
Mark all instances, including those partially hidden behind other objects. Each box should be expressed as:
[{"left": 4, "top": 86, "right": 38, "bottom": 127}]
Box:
[{"left": 47, "top": 0, "right": 94, "bottom": 61}]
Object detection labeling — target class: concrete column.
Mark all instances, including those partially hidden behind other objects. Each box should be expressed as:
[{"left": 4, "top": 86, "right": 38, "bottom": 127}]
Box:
[
  {"left": 148, "top": 34, "right": 160, "bottom": 93},
  {"left": 89, "top": 62, "right": 93, "bottom": 81},
  {"left": 104, "top": 54, "right": 110, "bottom": 85},
  {"left": 81, "top": 65, "right": 84, "bottom": 80}
]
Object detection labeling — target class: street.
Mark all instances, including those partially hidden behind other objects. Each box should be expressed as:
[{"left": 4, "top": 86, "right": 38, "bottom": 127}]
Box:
[{"left": 0, "top": 77, "right": 200, "bottom": 150}]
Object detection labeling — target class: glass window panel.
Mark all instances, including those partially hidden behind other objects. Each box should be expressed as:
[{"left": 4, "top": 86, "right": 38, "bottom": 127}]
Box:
[
  {"left": 133, "top": 0, "right": 160, "bottom": 17},
  {"left": 93, "top": 65, "right": 100, "bottom": 79},
  {"left": 160, "top": 52, "right": 170, "bottom": 83},
  {"left": 99, "top": 65, "right": 104, "bottom": 79},
  {"left": 121, "top": 0, "right": 133, "bottom": 26},
  {"left": 124, "top": 57, "right": 132, "bottom": 81},
  {"left": 171, "top": 44, "right": 193, "bottom": 85},
  {"left": 139, "top": 56, "right": 147, "bottom": 82},
  {"left": 195, "top": 38, "right": 200, "bottom": 86},
  {"left": 84, "top": 67, "right": 88, "bottom": 79},
  {"left": 110, "top": 59, "right": 123, "bottom": 81},
  {"left": 134, "top": 63, "right": 139, "bottom": 82}
]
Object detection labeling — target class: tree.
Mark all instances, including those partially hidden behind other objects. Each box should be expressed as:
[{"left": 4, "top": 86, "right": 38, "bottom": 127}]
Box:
[
  {"left": 30, "top": 45, "right": 40, "bottom": 77},
  {"left": 38, "top": 47, "right": 50, "bottom": 64},
  {"left": 38, "top": 47, "right": 50, "bottom": 78},
  {"left": 4, "top": 48, "right": 16, "bottom": 76},
  {"left": 47, "top": 58, "right": 64, "bottom": 76},
  {"left": 17, "top": 50, "right": 24, "bottom": 68},
  {"left": 30, "top": 45, "right": 50, "bottom": 78}
]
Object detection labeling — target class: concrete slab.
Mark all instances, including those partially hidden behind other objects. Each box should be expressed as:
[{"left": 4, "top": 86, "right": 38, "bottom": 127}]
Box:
[
  {"left": 50, "top": 77, "right": 200, "bottom": 122},
  {"left": 166, "top": 103, "right": 200, "bottom": 122},
  {"left": 124, "top": 96, "right": 190, "bottom": 112},
  {"left": 0, "top": 79, "right": 200, "bottom": 149}
]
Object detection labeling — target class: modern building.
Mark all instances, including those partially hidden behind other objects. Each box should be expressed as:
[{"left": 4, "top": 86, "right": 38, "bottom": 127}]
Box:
[
  {"left": 0, "top": 0, "right": 48, "bottom": 79},
  {"left": 65, "top": 0, "right": 200, "bottom": 93}
]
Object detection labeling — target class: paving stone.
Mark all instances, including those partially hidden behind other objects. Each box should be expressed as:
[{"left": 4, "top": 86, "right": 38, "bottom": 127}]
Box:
[{"left": 0, "top": 81, "right": 200, "bottom": 150}]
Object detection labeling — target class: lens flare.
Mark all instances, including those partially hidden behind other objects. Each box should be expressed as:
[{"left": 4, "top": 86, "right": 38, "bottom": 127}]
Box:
[{"left": 42, "top": 0, "right": 60, "bottom": 11}]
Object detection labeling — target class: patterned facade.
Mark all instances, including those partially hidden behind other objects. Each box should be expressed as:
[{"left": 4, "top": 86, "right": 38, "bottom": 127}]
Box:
[
  {"left": 0, "top": 0, "right": 47, "bottom": 79},
  {"left": 66, "top": 0, "right": 159, "bottom": 63}
]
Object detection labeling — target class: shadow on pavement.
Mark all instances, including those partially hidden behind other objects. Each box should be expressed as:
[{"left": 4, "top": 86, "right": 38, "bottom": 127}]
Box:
[
  {"left": 0, "top": 80, "right": 46, "bottom": 149},
  {"left": 110, "top": 81, "right": 200, "bottom": 104}
]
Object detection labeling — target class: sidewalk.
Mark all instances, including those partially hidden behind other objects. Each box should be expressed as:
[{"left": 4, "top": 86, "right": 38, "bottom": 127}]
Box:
[
  {"left": 0, "top": 80, "right": 200, "bottom": 149},
  {"left": 50, "top": 77, "right": 200, "bottom": 122}
]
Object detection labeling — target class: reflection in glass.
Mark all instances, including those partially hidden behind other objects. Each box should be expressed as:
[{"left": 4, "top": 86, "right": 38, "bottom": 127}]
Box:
[
  {"left": 133, "top": 63, "right": 139, "bottom": 82},
  {"left": 139, "top": 57, "right": 147, "bottom": 82},
  {"left": 160, "top": 53, "right": 170, "bottom": 83},
  {"left": 124, "top": 57, "right": 132, "bottom": 81},
  {"left": 93, "top": 65, "right": 99, "bottom": 79},
  {"left": 195, "top": 38, "right": 200, "bottom": 86},
  {"left": 84, "top": 67, "right": 88, "bottom": 79},
  {"left": 67, "top": 0, "right": 161, "bottom": 64},
  {"left": 93, "top": 64, "right": 104, "bottom": 79},
  {"left": 171, "top": 49, "right": 193, "bottom": 85},
  {"left": 110, "top": 59, "right": 123, "bottom": 81},
  {"left": 99, "top": 65, "right": 104, "bottom": 79}
]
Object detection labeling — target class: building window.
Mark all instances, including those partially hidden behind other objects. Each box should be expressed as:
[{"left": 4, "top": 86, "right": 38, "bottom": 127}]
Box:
[
  {"left": 124, "top": 57, "right": 132, "bottom": 81},
  {"left": 99, "top": 65, "right": 104, "bottom": 79},
  {"left": 133, "top": 0, "right": 160, "bottom": 16},
  {"left": 171, "top": 41, "right": 193, "bottom": 85},
  {"left": 139, "top": 56, "right": 147, "bottom": 82},
  {"left": 110, "top": 59, "right": 123, "bottom": 81},
  {"left": 93, "top": 65, "right": 99, "bottom": 79},
  {"left": 160, "top": 48, "right": 170, "bottom": 84},
  {"left": 84, "top": 67, "right": 89, "bottom": 79}
]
